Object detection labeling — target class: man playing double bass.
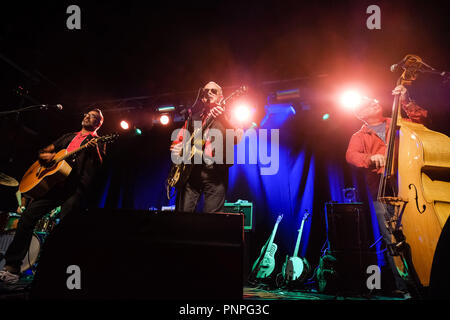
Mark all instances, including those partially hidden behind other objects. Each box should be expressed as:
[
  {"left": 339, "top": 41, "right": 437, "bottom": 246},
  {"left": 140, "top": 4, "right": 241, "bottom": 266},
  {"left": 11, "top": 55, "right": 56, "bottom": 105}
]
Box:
[
  {"left": 346, "top": 85, "right": 427, "bottom": 297},
  {"left": 0, "top": 108, "right": 106, "bottom": 284}
]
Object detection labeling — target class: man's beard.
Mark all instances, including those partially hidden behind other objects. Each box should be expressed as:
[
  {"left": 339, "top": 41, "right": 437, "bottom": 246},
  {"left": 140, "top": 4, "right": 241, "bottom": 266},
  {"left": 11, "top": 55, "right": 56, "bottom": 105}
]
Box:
[{"left": 82, "top": 123, "right": 96, "bottom": 131}]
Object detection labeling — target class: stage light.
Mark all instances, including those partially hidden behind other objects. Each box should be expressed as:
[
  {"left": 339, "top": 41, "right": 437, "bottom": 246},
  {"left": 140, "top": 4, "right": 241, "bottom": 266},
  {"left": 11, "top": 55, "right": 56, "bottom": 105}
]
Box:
[
  {"left": 322, "top": 113, "right": 330, "bottom": 120},
  {"left": 157, "top": 105, "right": 176, "bottom": 112},
  {"left": 260, "top": 103, "right": 296, "bottom": 128},
  {"left": 340, "top": 90, "right": 362, "bottom": 110},
  {"left": 120, "top": 120, "right": 130, "bottom": 130},
  {"left": 233, "top": 104, "right": 251, "bottom": 122},
  {"left": 160, "top": 114, "right": 170, "bottom": 125}
]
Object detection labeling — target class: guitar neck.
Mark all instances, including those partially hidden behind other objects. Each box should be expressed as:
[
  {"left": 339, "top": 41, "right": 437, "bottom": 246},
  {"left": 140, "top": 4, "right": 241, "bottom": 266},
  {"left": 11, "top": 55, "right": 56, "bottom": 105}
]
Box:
[
  {"left": 201, "top": 89, "right": 243, "bottom": 131},
  {"left": 54, "top": 139, "right": 95, "bottom": 163},
  {"left": 293, "top": 219, "right": 305, "bottom": 258},
  {"left": 267, "top": 217, "right": 282, "bottom": 249}
]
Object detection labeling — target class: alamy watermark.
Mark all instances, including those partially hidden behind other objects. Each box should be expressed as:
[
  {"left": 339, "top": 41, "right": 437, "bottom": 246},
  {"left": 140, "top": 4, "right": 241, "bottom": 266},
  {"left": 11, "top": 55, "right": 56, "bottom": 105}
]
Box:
[
  {"left": 171, "top": 121, "right": 279, "bottom": 175},
  {"left": 366, "top": 265, "right": 381, "bottom": 290},
  {"left": 66, "top": 264, "right": 81, "bottom": 290},
  {"left": 366, "top": 5, "right": 381, "bottom": 30},
  {"left": 66, "top": 5, "right": 81, "bottom": 30}
]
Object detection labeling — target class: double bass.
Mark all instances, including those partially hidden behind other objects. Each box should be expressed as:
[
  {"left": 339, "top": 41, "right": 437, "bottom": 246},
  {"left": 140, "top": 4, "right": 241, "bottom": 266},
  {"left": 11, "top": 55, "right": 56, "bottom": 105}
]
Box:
[{"left": 379, "top": 55, "right": 450, "bottom": 288}]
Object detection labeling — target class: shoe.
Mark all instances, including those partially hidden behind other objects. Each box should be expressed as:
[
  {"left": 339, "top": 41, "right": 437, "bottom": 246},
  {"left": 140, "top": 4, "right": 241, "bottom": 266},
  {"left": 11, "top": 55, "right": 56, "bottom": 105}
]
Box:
[
  {"left": 0, "top": 270, "right": 20, "bottom": 284},
  {"left": 389, "top": 289, "right": 411, "bottom": 299}
]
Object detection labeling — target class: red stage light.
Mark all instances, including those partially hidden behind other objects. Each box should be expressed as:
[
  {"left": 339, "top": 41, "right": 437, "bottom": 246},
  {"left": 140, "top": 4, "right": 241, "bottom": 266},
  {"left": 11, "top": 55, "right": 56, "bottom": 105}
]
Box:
[{"left": 120, "top": 120, "right": 130, "bottom": 130}]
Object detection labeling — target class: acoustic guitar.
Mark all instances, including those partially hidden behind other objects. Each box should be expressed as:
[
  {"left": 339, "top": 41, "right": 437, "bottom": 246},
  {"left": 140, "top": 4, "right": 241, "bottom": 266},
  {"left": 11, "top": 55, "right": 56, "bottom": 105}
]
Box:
[
  {"left": 19, "top": 133, "right": 118, "bottom": 199},
  {"left": 249, "top": 214, "right": 283, "bottom": 281}
]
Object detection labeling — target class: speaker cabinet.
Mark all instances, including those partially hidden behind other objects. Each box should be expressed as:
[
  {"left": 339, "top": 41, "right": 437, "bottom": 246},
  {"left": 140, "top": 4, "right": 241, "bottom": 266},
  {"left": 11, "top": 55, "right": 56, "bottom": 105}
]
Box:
[
  {"left": 30, "top": 209, "right": 244, "bottom": 300},
  {"left": 325, "top": 202, "right": 370, "bottom": 251},
  {"left": 323, "top": 202, "right": 377, "bottom": 293}
]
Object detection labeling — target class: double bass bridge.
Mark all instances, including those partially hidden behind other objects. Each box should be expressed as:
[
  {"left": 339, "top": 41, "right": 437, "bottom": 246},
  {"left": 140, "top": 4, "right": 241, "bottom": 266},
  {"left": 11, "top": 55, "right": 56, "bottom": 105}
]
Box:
[{"left": 378, "top": 196, "right": 408, "bottom": 234}]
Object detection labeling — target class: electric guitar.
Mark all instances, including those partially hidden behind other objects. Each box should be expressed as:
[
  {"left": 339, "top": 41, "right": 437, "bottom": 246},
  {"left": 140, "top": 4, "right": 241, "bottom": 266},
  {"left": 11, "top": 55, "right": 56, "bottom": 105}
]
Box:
[
  {"left": 282, "top": 210, "right": 311, "bottom": 284},
  {"left": 166, "top": 86, "right": 248, "bottom": 199},
  {"left": 19, "top": 133, "right": 118, "bottom": 199},
  {"left": 250, "top": 214, "right": 283, "bottom": 281}
]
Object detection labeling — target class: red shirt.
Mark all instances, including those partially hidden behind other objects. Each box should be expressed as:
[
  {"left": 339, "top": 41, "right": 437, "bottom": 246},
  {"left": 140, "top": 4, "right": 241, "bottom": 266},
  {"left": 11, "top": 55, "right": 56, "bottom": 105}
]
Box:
[
  {"left": 171, "top": 119, "right": 218, "bottom": 160},
  {"left": 346, "top": 102, "right": 427, "bottom": 198},
  {"left": 67, "top": 131, "right": 97, "bottom": 153}
]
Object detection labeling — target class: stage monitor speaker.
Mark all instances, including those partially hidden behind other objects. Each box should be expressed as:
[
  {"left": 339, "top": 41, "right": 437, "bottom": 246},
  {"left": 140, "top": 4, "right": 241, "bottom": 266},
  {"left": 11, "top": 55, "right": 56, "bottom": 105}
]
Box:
[
  {"left": 30, "top": 209, "right": 244, "bottom": 300},
  {"left": 325, "top": 202, "right": 370, "bottom": 251},
  {"left": 224, "top": 200, "right": 253, "bottom": 231}
]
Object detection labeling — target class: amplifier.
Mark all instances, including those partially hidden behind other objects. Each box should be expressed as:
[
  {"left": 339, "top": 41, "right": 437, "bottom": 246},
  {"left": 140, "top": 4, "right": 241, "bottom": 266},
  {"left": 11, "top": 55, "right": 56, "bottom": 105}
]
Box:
[
  {"left": 325, "top": 202, "right": 369, "bottom": 251},
  {"left": 224, "top": 200, "right": 253, "bottom": 231}
]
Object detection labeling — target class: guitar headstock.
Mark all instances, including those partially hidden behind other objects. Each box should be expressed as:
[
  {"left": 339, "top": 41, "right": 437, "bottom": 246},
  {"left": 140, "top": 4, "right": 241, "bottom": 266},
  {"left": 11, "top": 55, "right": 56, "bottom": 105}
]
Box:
[
  {"left": 236, "top": 85, "right": 248, "bottom": 96},
  {"left": 302, "top": 209, "right": 311, "bottom": 221},
  {"left": 276, "top": 214, "right": 283, "bottom": 223},
  {"left": 98, "top": 133, "right": 119, "bottom": 144},
  {"left": 222, "top": 85, "right": 249, "bottom": 105}
]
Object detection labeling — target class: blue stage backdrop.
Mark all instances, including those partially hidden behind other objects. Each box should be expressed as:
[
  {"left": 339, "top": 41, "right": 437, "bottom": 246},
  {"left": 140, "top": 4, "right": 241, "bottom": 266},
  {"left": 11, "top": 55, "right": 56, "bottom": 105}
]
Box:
[{"left": 93, "top": 104, "right": 383, "bottom": 273}]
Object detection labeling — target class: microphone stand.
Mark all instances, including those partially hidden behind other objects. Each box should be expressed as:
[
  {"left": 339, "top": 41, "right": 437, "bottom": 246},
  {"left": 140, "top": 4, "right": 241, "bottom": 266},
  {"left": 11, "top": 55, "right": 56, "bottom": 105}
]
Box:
[
  {"left": 420, "top": 68, "right": 450, "bottom": 83},
  {"left": 0, "top": 104, "right": 58, "bottom": 116},
  {"left": 0, "top": 103, "right": 51, "bottom": 210}
]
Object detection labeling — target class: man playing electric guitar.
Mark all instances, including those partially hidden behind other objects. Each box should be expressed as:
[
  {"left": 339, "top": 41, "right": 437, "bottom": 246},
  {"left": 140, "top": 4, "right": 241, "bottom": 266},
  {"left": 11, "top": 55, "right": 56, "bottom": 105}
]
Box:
[
  {"left": 0, "top": 108, "right": 106, "bottom": 284},
  {"left": 170, "top": 81, "right": 244, "bottom": 213}
]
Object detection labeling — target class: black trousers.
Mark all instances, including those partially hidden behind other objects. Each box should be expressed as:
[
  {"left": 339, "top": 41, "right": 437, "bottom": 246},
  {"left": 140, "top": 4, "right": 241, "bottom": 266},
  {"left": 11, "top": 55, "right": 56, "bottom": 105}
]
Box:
[
  {"left": 4, "top": 183, "right": 85, "bottom": 271},
  {"left": 175, "top": 165, "right": 228, "bottom": 213}
]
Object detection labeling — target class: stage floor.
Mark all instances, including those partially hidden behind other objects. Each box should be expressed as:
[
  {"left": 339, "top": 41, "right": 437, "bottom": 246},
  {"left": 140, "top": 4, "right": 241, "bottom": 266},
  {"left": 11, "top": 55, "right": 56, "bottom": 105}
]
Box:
[
  {"left": 243, "top": 286, "right": 407, "bottom": 300},
  {"left": 0, "top": 279, "right": 408, "bottom": 301}
]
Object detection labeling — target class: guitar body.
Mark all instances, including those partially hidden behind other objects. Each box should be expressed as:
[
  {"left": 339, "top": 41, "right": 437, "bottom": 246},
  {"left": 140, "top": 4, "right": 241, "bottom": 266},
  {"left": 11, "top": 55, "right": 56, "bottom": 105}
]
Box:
[
  {"left": 19, "top": 149, "right": 72, "bottom": 199},
  {"left": 167, "top": 163, "right": 193, "bottom": 189},
  {"left": 256, "top": 243, "right": 277, "bottom": 279}
]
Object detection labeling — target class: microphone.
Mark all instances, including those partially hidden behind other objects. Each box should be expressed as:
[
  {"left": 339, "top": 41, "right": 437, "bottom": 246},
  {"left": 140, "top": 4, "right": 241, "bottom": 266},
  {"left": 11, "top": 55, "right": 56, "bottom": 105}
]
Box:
[
  {"left": 390, "top": 54, "right": 427, "bottom": 73},
  {"left": 390, "top": 63, "right": 400, "bottom": 73},
  {"left": 390, "top": 55, "right": 410, "bottom": 72},
  {"left": 40, "top": 104, "right": 63, "bottom": 110}
]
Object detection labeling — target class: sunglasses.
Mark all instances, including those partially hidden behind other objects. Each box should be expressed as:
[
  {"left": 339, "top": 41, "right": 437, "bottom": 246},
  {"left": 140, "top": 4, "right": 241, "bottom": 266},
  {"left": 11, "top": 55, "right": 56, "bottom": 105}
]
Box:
[{"left": 203, "top": 88, "right": 219, "bottom": 95}]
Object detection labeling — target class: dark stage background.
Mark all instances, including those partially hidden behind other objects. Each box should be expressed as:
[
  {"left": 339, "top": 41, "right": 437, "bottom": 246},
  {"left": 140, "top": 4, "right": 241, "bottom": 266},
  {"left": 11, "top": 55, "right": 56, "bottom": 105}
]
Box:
[{"left": 1, "top": 1, "right": 449, "bottom": 279}]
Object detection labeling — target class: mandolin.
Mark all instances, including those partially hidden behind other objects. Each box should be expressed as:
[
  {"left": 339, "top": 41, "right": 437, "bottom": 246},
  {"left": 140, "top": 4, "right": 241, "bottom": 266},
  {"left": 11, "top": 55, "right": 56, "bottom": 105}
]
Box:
[{"left": 19, "top": 133, "right": 118, "bottom": 199}]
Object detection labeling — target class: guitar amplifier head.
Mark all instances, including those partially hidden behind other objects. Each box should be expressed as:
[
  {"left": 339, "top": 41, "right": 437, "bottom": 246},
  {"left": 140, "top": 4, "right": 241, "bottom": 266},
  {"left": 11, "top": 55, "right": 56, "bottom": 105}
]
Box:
[{"left": 224, "top": 200, "right": 253, "bottom": 231}]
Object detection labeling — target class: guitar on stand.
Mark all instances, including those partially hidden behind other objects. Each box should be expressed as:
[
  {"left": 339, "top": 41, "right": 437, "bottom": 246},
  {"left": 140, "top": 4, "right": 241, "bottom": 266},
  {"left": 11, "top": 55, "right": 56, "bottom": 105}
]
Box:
[
  {"left": 248, "top": 214, "right": 283, "bottom": 284},
  {"left": 280, "top": 210, "right": 311, "bottom": 287}
]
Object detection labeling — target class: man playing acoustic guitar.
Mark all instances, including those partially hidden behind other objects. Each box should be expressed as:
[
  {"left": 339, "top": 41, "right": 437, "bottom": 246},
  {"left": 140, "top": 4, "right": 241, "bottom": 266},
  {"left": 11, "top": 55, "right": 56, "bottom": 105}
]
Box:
[{"left": 0, "top": 108, "right": 106, "bottom": 284}]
